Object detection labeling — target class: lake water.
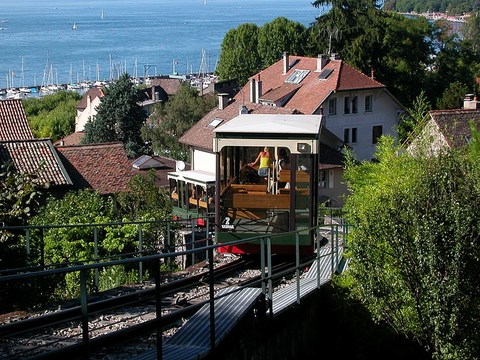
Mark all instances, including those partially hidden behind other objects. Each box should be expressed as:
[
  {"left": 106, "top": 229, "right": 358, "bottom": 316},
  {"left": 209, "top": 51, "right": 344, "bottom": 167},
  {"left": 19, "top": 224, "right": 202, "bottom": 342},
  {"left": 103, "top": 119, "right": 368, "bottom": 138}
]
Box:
[{"left": 0, "top": 0, "right": 320, "bottom": 88}]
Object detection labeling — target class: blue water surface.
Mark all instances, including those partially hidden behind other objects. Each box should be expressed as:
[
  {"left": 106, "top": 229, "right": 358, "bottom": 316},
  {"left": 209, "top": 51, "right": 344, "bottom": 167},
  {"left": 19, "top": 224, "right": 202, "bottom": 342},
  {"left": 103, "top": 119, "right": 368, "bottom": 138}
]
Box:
[{"left": 0, "top": 0, "right": 320, "bottom": 87}]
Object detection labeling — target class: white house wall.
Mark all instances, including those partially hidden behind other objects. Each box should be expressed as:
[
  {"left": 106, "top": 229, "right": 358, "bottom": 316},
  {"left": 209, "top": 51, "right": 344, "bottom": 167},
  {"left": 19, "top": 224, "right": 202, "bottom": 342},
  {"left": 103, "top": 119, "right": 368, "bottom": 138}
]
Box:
[
  {"left": 192, "top": 149, "right": 216, "bottom": 173},
  {"left": 324, "top": 89, "right": 401, "bottom": 161},
  {"left": 75, "top": 97, "right": 102, "bottom": 132}
]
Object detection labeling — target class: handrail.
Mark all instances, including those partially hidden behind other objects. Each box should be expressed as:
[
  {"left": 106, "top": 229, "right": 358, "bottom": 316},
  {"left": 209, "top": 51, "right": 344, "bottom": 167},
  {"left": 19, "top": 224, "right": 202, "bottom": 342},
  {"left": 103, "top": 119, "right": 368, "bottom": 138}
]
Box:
[{"left": 0, "top": 220, "right": 349, "bottom": 360}]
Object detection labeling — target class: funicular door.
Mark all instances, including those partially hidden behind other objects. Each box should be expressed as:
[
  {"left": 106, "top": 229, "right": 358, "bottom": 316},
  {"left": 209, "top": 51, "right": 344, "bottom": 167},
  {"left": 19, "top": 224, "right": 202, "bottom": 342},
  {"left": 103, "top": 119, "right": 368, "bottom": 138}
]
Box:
[{"left": 215, "top": 142, "right": 318, "bottom": 254}]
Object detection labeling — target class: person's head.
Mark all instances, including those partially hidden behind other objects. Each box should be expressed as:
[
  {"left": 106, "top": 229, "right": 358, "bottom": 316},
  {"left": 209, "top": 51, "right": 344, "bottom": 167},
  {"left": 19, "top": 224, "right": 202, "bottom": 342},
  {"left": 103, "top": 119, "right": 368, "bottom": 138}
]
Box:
[{"left": 263, "top": 146, "right": 269, "bottom": 152}]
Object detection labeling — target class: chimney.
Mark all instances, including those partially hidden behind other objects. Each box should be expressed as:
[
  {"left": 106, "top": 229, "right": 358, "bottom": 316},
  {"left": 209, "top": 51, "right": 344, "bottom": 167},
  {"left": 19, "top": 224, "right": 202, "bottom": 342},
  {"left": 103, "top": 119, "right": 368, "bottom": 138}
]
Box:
[
  {"left": 218, "top": 93, "right": 229, "bottom": 110},
  {"left": 249, "top": 78, "right": 256, "bottom": 103},
  {"left": 316, "top": 54, "right": 328, "bottom": 72},
  {"left": 155, "top": 92, "right": 159, "bottom": 101},
  {"left": 464, "top": 94, "right": 480, "bottom": 109},
  {"left": 370, "top": 68, "right": 375, "bottom": 80},
  {"left": 239, "top": 105, "right": 248, "bottom": 114},
  {"left": 283, "top": 51, "right": 289, "bottom": 75},
  {"left": 151, "top": 86, "right": 155, "bottom": 100},
  {"left": 330, "top": 53, "right": 340, "bottom": 60},
  {"left": 255, "top": 79, "right": 262, "bottom": 103}
]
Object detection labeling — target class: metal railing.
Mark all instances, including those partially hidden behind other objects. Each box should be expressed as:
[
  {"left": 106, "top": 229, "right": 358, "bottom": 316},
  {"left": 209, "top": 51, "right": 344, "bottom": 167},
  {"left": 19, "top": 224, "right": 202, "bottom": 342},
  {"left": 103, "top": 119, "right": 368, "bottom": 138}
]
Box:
[{"left": 0, "top": 218, "right": 348, "bottom": 359}]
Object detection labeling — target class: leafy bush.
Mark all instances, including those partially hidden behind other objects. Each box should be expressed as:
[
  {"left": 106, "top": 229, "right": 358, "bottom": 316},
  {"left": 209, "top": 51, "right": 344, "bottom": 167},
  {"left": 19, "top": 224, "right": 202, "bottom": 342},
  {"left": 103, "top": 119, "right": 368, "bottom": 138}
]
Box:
[{"left": 344, "top": 135, "right": 480, "bottom": 359}]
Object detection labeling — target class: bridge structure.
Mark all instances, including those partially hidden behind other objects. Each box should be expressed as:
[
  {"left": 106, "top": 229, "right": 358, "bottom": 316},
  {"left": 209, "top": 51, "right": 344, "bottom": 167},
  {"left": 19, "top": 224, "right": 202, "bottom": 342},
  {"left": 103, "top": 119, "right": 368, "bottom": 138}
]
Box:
[{"left": 0, "top": 217, "right": 349, "bottom": 359}]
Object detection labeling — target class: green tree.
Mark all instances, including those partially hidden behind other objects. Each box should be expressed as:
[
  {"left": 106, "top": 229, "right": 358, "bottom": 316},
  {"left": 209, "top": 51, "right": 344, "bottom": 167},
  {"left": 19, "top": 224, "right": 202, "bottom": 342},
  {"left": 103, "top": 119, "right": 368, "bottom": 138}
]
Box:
[
  {"left": 82, "top": 74, "right": 147, "bottom": 157},
  {"left": 215, "top": 23, "right": 261, "bottom": 85},
  {"left": 462, "top": 12, "right": 480, "bottom": 54},
  {"left": 142, "top": 83, "right": 215, "bottom": 160},
  {"left": 426, "top": 23, "right": 477, "bottom": 105},
  {"left": 436, "top": 81, "right": 469, "bottom": 109},
  {"left": 29, "top": 190, "right": 142, "bottom": 298},
  {"left": 398, "top": 90, "right": 431, "bottom": 143},
  {"left": 0, "top": 163, "right": 47, "bottom": 270},
  {"left": 257, "top": 17, "right": 308, "bottom": 68},
  {"left": 310, "top": 1, "right": 435, "bottom": 106},
  {"left": 23, "top": 91, "right": 81, "bottom": 141},
  {"left": 117, "top": 170, "right": 171, "bottom": 221},
  {"left": 344, "top": 136, "right": 480, "bottom": 359}
]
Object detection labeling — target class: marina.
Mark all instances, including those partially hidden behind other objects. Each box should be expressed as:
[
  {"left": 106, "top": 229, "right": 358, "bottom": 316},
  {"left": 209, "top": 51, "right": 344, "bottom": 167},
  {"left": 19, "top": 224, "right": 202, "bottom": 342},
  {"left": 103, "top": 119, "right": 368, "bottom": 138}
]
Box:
[{"left": 0, "top": 0, "right": 318, "bottom": 92}]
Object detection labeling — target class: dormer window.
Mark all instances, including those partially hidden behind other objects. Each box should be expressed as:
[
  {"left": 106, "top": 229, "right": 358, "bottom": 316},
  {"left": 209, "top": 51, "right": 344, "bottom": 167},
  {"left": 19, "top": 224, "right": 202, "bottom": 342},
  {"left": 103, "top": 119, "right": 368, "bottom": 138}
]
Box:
[{"left": 285, "top": 69, "right": 310, "bottom": 84}]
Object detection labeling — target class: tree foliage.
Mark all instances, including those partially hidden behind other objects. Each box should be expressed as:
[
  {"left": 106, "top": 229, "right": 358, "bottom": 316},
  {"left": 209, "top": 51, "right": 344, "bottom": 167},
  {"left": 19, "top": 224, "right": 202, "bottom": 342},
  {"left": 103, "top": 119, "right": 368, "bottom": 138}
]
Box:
[
  {"left": 82, "top": 74, "right": 147, "bottom": 157},
  {"left": 310, "top": 1, "right": 434, "bottom": 105},
  {"left": 117, "top": 170, "right": 171, "bottom": 222},
  {"left": 257, "top": 17, "right": 308, "bottom": 69},
  {"left": 215, "top": 23, "right": 261, "bottom": 85},
  {"left": 0, "top": 163, "right": 47, "bottom": 271},
  {"left": 398, "top": 90, "right": 431, "bottom": 143},
  {"left": 216, "top": 18, "right": 309, "bottom": 85},
  {"left": 23, "top": 91, "right": 81, "bottom": 141},
  {"left": 343, "top": 136, "right": 480, "bottom": 359},
  {"left": 436, "top": 81, "right": 469, "bottom": 109},
  {"left": 384, "top": 0, "right": 480, "bottom": 15},
  {"left": 141, "top": 83, "right": 215, "bottom": 160}
]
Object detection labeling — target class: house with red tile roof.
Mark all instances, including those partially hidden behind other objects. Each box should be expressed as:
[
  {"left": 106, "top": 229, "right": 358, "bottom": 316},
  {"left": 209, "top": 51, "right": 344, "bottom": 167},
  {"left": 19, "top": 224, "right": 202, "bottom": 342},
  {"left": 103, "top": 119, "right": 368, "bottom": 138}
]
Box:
[
  {"left": 408, "top": 97, "right": 480, "bottom": 156},
  {"left": 177, "top": 53, "right": 404, "bottom": 206},
  {"left": 0, "top": 139, "right": 72, "bottom": 188},
  {"left": 56, "top": 142, "right": 134, "bottom": 195},
  {"left": 0, "top": 99, "right": 72, "bottom": 190},
  {"left": 74, "top": 84, "right": 168, "bottom": 133}
]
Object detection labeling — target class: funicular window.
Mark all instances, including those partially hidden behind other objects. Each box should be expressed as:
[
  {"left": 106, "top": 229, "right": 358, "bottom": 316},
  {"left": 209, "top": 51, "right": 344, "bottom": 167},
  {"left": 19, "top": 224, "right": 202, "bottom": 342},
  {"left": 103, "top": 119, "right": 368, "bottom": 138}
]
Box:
[
  {"left": 294, "top": 153, "right": 313, "bottom": 229},
  {"left": 218, "top": 145, "right": 315, "bottom": 239}
]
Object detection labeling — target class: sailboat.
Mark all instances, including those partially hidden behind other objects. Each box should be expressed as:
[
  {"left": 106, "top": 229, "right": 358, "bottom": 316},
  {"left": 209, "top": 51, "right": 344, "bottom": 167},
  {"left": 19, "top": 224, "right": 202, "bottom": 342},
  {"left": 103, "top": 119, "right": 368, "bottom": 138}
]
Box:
[
  {"left": 101, "top": 10, "right": 104, "bottom": 20},
  {"left": 72, "top": 22, "right": 77, "bottom": 30}
]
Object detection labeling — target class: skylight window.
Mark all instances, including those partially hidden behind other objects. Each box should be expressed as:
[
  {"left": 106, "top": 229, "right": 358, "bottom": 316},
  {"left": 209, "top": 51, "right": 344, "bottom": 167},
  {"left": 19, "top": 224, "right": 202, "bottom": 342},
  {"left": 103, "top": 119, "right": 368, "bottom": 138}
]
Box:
[
  {"left": 318, "top": 68, "right": 333, "bottom": 80},
  {"left": 284, "top": 69, "right": 310, "bottom": 84},
  {"left": 208, "top": 118, "right": 223, "bottom": 128},
  {"left": 288, "top": 59, "right": 299, "bottom": 68}
]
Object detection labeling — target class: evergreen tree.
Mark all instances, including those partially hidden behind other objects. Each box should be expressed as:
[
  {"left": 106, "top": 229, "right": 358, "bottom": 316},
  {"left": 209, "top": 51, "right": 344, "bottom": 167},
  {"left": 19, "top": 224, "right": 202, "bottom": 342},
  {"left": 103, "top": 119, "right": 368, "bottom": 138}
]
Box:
[{"left": 82, "top": 74, "right": 147, "bottom": 157}]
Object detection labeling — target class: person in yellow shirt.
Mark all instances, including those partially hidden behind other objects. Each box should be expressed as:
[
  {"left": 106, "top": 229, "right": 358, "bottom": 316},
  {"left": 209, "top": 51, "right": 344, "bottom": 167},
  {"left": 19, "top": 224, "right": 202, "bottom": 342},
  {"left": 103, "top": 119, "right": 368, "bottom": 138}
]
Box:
[{"left": 249, "top": 146, "right": 270, "bottom": 177}]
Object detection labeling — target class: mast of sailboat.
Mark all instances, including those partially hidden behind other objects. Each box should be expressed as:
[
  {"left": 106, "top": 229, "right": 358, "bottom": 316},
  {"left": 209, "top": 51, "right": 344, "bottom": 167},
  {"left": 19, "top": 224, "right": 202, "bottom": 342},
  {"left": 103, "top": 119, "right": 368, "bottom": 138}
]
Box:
[
  {"left": 21, "top": 58, "right": 25, "bottom": 88},
  {"left": 69, "top": 64, "right": 73, "bottom": 84},
  {"left": 82, "top": 60, "right": 86, "bottom": 82}
]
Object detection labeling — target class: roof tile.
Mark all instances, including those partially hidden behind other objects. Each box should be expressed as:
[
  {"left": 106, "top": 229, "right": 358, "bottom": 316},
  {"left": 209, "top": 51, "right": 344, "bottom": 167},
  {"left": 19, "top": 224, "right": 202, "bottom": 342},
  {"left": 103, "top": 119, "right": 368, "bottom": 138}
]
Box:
[
  {"left": 56, "top": 142, "right": 133, "bottom": 194},
  {"left": 0, "top": 99, "right": 34, "bottom": 140},
  {"left": 0, "top": 139, "right": 72, "bottom": 186}
]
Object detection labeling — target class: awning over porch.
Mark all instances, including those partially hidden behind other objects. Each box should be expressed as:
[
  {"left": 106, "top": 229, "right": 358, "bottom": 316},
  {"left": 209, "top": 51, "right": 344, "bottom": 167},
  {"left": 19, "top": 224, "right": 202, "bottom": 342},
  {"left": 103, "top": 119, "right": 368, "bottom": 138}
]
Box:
[{"left": 167, "top": 169, "right": 215, "bottom": 187}]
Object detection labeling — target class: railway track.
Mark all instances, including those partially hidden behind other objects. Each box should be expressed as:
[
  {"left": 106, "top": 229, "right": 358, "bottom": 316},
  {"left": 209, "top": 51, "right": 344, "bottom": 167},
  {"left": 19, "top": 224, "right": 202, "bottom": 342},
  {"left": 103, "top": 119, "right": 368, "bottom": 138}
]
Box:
[{"left": 0, "top": 254, "right": 300, "bottom": 359}]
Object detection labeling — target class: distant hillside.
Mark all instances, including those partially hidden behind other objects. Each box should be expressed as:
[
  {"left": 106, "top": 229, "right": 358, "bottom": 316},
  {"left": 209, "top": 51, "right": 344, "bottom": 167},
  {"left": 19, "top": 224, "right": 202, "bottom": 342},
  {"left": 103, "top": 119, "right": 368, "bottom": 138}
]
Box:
[{"left": 384, "top": 0, "right": 480, "bottom": 15}]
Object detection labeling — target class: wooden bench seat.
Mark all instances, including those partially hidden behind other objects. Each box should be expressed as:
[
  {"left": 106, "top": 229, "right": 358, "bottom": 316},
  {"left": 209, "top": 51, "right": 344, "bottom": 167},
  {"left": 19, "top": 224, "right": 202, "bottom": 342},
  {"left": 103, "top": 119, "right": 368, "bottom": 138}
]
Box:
[
  {"left": 230, "top": 183, "right": 267, "bottom": 193},
  {"left": 232, "top": 193, "right": 290, "bottom": 209},
  {"left": 278, "top": 169, "right": 310, "bottom": 183}
]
